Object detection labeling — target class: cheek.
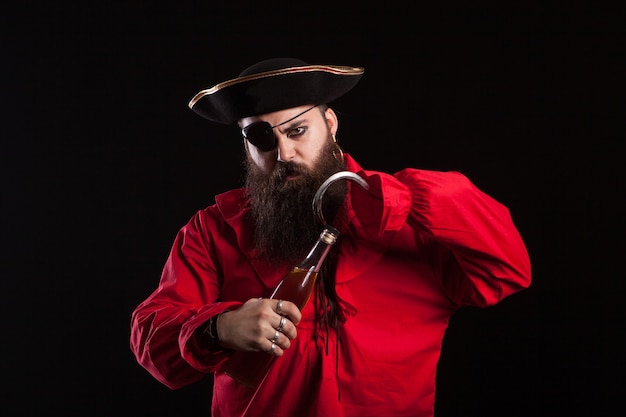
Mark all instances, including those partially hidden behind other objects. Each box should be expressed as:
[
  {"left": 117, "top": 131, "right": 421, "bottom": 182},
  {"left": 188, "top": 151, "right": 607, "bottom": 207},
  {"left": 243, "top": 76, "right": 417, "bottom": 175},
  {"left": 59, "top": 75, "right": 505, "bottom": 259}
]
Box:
[
  {"left": 300, "top": 141, "right": 327, "bottom": 167},
  {"left": 248, "top": 148, "right": 276, "bottom": 173}
]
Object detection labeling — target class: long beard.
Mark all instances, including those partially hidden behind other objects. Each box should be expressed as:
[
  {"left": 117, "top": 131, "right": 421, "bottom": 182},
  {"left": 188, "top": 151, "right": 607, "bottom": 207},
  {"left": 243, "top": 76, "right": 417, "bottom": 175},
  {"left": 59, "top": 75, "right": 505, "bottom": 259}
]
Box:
[{"left": 244, "top": 140, "right": 346, "bottom": 266}]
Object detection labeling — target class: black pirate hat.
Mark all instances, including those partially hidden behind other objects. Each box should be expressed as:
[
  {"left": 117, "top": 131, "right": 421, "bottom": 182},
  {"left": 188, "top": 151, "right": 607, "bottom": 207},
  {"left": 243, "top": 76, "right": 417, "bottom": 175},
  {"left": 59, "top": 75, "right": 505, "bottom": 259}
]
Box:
[{"left": 188, "top": 58, "right": 364, "bottom": 124}]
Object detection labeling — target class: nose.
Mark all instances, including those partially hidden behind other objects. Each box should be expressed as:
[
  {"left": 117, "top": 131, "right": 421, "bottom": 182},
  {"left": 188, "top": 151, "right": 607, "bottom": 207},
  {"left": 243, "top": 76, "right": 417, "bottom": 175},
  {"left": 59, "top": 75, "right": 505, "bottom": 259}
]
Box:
[{"left": 276, "top": 135, "right": 295, "bottom": 162}]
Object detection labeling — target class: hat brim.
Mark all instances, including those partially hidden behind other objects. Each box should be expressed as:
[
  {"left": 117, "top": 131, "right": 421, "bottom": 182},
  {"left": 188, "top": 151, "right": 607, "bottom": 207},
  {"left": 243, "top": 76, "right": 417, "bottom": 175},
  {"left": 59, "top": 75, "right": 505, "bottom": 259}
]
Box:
[{"left": 188, "top": 65, "right": 364, "bottom": 124}]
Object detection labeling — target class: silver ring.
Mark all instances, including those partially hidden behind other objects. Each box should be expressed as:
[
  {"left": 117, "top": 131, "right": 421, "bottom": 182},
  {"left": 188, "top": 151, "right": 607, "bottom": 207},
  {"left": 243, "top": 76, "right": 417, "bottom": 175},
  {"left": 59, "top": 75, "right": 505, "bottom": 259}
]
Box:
[
  {"left": 276, "top": 299, "right": 283, "bottom": 315},
  {"left": 276, "top": 315, "right": 286, "bottom": 332},
  {"left": 268, "top": 342, "right": 276, "bottom": 355},
  {"left": 271, "top": 330, "right": 280, "bottom": 343}
]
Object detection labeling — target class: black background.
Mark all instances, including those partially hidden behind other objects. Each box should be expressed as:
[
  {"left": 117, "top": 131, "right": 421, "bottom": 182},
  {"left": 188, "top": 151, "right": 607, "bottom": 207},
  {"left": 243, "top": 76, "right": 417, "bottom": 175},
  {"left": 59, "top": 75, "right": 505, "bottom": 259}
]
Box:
[{"left": 3, "top": 2, "right": 624, "bottom": 416}]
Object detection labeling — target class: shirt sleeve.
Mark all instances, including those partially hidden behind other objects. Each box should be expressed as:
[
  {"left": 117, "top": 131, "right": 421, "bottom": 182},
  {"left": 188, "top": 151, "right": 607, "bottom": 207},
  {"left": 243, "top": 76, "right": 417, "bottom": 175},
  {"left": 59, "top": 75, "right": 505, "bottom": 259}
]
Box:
[
  {"left": 351, "top": 167, "right": 531, "bottom": 307},
  {"left": 398, "top": 168, "right": 531, "bottom": 306},
  {"left": 130, "top": 210, "right": 242, "bottom": 389}
]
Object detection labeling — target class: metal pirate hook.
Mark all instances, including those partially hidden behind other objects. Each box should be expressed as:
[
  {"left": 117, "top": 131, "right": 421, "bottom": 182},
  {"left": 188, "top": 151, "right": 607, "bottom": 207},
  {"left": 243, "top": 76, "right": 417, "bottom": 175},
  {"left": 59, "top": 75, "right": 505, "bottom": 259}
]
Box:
[{"left": 313, "top": 171, "right": 370, "bottom": 226}]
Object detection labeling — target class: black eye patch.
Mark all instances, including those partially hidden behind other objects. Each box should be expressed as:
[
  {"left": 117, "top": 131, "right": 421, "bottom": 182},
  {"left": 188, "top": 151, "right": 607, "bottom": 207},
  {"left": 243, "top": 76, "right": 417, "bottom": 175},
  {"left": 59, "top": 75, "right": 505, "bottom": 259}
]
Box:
[{"left": 241, "top": 121, "right": 277, "bottom": 152}]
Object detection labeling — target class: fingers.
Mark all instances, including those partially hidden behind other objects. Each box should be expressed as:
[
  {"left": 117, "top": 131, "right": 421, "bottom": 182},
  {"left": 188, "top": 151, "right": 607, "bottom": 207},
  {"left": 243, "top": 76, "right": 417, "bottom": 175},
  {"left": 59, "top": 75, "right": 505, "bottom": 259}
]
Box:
[
  {"left": 275, "top": 315, "right": 287, "bottom": 333},
  {"left": 262, "top": 298, "right": 301, "bottom": 356},
  {"left": 259, "top": 315, "right": 290, "bottom": 357},
  {"left": 224, "top": 298, "right": 301, "bottom": 354},
  {"left": 270, "top": 328, "right": 280, "bottom": 344},
  {"left": 271, "top": 298, "right": 301, "bottom": 325},
  {"left": 270, "top": 300, "right": 298, "bottom": 341},
  {"left": 265, "top": 327, "right": 287, "bottom": 357}
]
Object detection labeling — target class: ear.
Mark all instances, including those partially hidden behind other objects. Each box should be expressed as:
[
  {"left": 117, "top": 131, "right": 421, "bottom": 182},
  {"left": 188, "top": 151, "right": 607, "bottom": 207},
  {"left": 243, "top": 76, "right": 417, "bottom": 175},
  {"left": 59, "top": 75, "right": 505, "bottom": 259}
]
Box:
[{"left": 324, "top": 107, "right": 339, "bottom": 136}]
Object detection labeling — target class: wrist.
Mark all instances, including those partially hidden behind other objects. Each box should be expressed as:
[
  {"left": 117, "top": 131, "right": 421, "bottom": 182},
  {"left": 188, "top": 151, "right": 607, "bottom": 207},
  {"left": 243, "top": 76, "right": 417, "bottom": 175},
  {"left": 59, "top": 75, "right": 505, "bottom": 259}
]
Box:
[{"left": 200, "top": 311, "right": 229, "bottom": 351}]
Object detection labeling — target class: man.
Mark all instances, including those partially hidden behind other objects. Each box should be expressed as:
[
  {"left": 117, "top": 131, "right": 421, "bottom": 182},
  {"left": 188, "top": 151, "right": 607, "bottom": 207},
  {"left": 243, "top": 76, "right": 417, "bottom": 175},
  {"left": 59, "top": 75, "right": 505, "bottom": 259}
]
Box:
[{"left": 130, "top": 58, "right": 532, "bottom": 417}]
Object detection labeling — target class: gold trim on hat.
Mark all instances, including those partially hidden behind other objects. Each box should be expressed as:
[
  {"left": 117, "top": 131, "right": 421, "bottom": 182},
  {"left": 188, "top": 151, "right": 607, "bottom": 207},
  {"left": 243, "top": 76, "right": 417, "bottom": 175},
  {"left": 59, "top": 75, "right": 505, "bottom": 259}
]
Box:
[{"left": 188, "top": 65, "right": 364, "bottom": 109}]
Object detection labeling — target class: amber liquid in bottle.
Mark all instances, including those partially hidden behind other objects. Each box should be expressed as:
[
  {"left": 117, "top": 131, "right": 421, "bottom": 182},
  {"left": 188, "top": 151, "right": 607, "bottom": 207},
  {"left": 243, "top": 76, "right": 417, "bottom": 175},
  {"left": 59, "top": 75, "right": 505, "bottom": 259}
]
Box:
[{"left": 223, "top": 226, "right": 339, "bottom": 389}]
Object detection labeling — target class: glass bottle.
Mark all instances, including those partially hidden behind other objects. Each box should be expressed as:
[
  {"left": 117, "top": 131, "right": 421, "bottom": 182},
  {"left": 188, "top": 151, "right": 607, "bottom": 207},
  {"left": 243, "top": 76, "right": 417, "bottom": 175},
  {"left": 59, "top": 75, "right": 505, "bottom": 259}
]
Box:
[{"left": 222, "top": 225, "right": 340, "bottom": 389}]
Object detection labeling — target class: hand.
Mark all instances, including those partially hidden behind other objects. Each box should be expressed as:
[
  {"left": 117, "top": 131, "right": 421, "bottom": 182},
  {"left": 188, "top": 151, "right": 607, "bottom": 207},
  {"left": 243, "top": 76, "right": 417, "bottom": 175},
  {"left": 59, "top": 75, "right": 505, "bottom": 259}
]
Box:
[{"left": 217, "top": 298, "right": 301, "bottom": 356}]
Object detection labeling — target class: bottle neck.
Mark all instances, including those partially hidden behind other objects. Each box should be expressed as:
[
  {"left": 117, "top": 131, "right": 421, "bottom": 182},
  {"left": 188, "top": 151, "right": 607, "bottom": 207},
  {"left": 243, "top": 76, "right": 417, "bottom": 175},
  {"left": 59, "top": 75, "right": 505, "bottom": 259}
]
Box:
[{"left": 297, "top": 226, "right": 339, "bottom": 272}]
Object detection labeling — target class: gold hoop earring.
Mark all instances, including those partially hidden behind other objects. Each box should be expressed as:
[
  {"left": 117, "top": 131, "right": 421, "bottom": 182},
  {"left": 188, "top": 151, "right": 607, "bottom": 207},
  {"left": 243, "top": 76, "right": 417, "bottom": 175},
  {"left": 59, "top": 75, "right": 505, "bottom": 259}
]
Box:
[{"left": 332, "top": 140, "right": 344, "bottom": 162}]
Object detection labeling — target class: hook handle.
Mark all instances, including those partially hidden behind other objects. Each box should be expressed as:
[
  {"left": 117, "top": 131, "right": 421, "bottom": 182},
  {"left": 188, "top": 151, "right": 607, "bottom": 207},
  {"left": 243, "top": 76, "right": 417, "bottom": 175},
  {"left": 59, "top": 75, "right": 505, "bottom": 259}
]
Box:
[{"left": 313, "top": 171, "right": 370, "bottom": 225}]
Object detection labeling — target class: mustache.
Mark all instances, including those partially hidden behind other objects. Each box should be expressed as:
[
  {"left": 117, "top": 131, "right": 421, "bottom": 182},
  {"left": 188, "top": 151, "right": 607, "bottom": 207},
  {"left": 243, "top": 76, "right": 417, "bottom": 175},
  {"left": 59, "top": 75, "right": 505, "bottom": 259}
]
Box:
[{"left": 272, "top": 161, "right": 308, "bottom": 181}]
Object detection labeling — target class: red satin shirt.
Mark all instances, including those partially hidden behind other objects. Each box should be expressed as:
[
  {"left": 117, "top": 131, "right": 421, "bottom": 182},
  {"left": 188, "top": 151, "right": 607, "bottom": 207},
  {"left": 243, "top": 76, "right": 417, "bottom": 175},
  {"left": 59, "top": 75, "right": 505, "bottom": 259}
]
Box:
[{"left": 130, "top": 155, "right": 531, "bottom": 417}]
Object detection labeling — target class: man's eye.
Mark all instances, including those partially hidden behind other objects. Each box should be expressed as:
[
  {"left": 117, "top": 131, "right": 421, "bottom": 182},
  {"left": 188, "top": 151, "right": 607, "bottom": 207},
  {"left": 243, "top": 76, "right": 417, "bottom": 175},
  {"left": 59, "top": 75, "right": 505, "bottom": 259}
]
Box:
[{"left": 287, "top": 127, "right": 306, "bottom": 138}]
